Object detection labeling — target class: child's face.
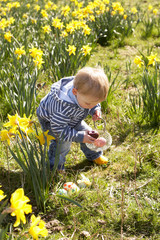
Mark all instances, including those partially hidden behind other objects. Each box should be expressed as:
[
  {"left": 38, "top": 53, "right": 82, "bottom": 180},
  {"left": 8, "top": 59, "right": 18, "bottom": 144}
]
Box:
[{"left": 72, "top": 88, "right": 100, "bottom": 109}]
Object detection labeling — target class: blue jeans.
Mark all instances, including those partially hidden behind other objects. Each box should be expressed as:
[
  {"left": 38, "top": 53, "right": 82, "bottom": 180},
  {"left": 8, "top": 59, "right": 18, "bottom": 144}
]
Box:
[{"left": 37, "top": 115, "right": 102, "bottom": 170}]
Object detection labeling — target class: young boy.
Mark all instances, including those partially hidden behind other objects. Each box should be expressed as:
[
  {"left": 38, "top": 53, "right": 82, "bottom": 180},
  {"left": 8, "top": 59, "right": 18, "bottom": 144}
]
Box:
[{"left": 36, "top": 67, "right": 109, "bottom": 170}]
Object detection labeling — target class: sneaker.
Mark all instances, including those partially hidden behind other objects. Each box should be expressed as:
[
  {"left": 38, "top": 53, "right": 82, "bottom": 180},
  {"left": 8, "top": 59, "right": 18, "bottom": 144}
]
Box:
[{"left": 93, "top": 155, "right": 108, "bottom": 165}]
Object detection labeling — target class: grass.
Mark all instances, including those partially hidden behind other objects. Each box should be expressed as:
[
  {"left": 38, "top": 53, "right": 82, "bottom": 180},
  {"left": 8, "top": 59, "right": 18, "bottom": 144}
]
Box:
[{"left": 0, "top": 0, "right": 160, "bottom": 239}]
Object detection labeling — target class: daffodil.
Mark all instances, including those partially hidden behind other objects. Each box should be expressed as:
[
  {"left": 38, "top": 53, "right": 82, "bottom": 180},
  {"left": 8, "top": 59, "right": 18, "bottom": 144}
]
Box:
[
  {"left": 51, "top": 4, "right": 58, "bottom": 11},
  {"left": 82, "top": 25, "right": 91, "bottom": 35},
  {"left": 36, "top": 130, "right": 55, "bottom": 146},
  {"left": 134, "top": 56, "right": 144, "bottom": 68},
  {"left": 52, "top": 18, "right": 64, "bottom": 29},
  {"left": 33, "top": 56, "right": 44, "bottom": 69},
  {"left": 0, "top": 186, "right": 6, "bottom": 201},
  {"left": 4, "top": 113, "right": 20, "bottom": 129},
  {"left": 15, "top": 46, "right": 26, "bottom": 59},
  {"left": 8, "top": 17, "right": 15, "bottom": 25},
  {"left": 131, "top": 7, "right": 138, "bottom": 14},
  {"left": 66, "top": 45, "right": 76, "bottom": 56},
  {"left": 42, "top": 25, "right": 51, "bottom": 33},
  {"left": 29, "top": 47, "right": 43, "bottom": 59},
  {"left": 0, "top": 129, "right": 15, "bottom": 145},
  {"left": 0, "top": 18, "right": 8, "bottom": 30},
  {"left": 81, "top": 45, "right": 92, "bottom": 56},
  {"left": 10, "top": 188, "right": 32, "bottom": 227},
  {"left": 123, "top": 14, "right": 127, "bottom": 20},
  {"left": 29, "top": 214, "right": 48, "bottom": 240},
  {"left": 112, "top": 2, "right": 121, "bottom": 11},
  {"left": 4, "top": 31, "right": 12, "bottom": 42},
  {"left": 60, "top": 30, "right": 68, "bottom": 37},
  {"left": 148, "top": 5, "right": 153, "bottom": 11},
  {"left": 45, "top": 1, "right": 53, "bottom": 10},
  {"left": 61, "top": 5, "right": 70, "bottom": 16},
  {"left": 66, "top": 22, "right": 76, "bottom": 34},
  {"left": 34, "top": 5, "right": 40, "bottom": 12},
  {"left": 147, "top": 54, "right": 159, "bottom": 66},
  {"left": 153, "top": 8, "right": 158, "bottom": 15},
  {"left": 41, "top": 9, "right": 48, "bottom": 18},
  {"left": 23, "top": 14, "right": 28, "bottom": 19},
  {"left": 18, "top": 114, "right": 34, "bottom": 135},
  {"left": 31, "top": 19, "right": 37, "bottom": 24}
]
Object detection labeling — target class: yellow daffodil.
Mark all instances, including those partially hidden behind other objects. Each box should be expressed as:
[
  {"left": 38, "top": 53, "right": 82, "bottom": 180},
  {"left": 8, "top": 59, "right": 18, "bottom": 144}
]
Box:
[
  {"left": 81, "top": 45, "right": 92, "bottom": 56},
  {"left": 42, "top": 25, "right": 51, "bottom": 33},
  {"left": 66, "top": 45, "right": 76, "bottom": 56},
  {"left": 4, "top": 113, "right": 20, "bottom": 129},
  {"left": 29, "top": 214, "right": 48, "bottom": 240},
  {"left": 29, "top": 47, "right": 43, "bottom": 59},
  {"left": 61, "top": 5, "right": 70, "bottom": 16},
  {"left": 41, "top": 9, "right": 48, "bottom": 18},
  {"left": 153, "top": 8, "right": 158, "bottom": 15},
  {"left": 134, "top": 56, "right": 144, "bottom": 68},
  {"left": 15, "top": 46, "right": 26, "bottom": 59},
  {"left": 45, "top": 1, "right": 53, "bottom": 10},
  {"left": 0, "top": 18, "right": 8, "bottom": 30},
  {"left": 26, "top": 3, "right": 30, "bottom": 8},
  {"left": 60, "top": 30, "right": 68, "bottom": 37},
  {"left": 4, "top": 31, "right": 12, "bottom": 42},
  {"left": 118, "top": 6, "right": 124, "bottom": 15},
  {"left": 33, "top": 56, "right": 44, "bottom": 69},
  {"left": 23, "top": 14, "right": 28, "bottom": 19},
  {"left": 131, "top": 7, "right": 138, "bottom": 14},
  {"left": 10, "top": 188, "right": 32, "bottom": 227},
  {"left": 0, "top": 186, "right": 6, "bottom": 201},
  {"left": 148, "top": 5, "right": 153, "bottom": 11},
  {"left": 82, "top": 25, "right": 91, "bottom": 35},
  {"left": 51, "top": 4, "right": 58, "bottom": 11},
  {"left": 36, "top": 130, "right": 55, "bottom": 146},
  {"left": 111, "top": 10, "right": 116, "bottom": 16},
  {"left": 89, "top": 15, "right": 95, "bottom": 22},
  {"left": 52, "top": 18, "right": 64, "bottom": 29},
  {"left": 0, "top": 129, "right": 15, "bottom": 145},
  {"left": 147, "top": 54, "right": 159, "bottom": 66},
  {"left": 8, "top": 17, "right": 15, "bottom": 25},
  {"left": 112, "top": 2, "right": 121, "bottom": 11},
  {"left": 31, "top": 19, "right": 37, "bottom": 24},
  {"left": 123, "top": 14, "right": 127, "bottom": 20},
  {"left": 18, "top": 114, "right": 34, "bottom": 133},
  {"left": 103, "top": 0, "right": 110, "bottom": 4},
  {"left": 34, "top": 5, "right": 40, "bottom": 12},
  {"left": 66, "top": 22, "right": 76, "bottom": 34}
]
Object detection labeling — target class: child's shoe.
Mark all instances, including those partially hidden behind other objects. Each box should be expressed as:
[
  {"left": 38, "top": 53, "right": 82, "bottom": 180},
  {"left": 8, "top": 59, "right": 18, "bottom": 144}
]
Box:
[{"left": 93, "top": 155, "right": 108, "bottom": 165}]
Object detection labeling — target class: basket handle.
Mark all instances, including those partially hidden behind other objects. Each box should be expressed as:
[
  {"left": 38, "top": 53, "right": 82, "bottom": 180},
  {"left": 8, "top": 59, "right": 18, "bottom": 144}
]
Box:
[{"left": 93, "top": 117, "right": 106, "bottom": 133}]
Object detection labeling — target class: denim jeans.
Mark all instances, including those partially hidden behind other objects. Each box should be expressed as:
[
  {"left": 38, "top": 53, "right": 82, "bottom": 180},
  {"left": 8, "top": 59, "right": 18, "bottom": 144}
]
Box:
[{"left": 37, "top": 115, "right": 102, "bottom": 170}]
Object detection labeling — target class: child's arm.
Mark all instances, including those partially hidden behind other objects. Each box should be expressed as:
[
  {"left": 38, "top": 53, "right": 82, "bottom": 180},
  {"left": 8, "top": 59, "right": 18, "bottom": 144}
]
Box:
[{"left": 50, "top": 111, "right": 95, "bottom": 143}]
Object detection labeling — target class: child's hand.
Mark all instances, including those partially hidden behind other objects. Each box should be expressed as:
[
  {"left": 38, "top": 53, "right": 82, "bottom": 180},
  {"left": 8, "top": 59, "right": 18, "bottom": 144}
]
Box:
[
  {"left": 92, "top": 110, "right": 101, "bottom": 121},
  {"left": 94, "top": 137, "right": 106, "bottom": 147},
  {"left": 83, "top": 131, "right": 96, "bottom": 143}
]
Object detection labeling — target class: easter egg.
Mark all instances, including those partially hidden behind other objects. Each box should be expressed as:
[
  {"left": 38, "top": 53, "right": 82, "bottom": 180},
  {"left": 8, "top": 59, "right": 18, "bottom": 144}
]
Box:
[
  {"left": 63, "top": 182, "right": 79, "bottom": 193},
  {"left": 88, "top": 130, "right": 99, "bottom": 139},
  {"left": 58, "top": 189, "right": 68, "bottom": 196}
]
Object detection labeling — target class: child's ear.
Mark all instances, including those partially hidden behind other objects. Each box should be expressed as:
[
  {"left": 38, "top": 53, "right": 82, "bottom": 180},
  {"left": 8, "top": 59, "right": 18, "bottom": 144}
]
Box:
[{"left": 72, "top": 88, "right": 78, "bottom": 96}]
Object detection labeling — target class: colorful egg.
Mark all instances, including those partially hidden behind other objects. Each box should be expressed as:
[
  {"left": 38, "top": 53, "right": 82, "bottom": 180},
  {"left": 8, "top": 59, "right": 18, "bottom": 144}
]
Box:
[
  {"left": 63, "top": 182, "right": 80, "bottom": 193},
  {"left": 58, "top": 189, "right": 68, "bottom": 196}
]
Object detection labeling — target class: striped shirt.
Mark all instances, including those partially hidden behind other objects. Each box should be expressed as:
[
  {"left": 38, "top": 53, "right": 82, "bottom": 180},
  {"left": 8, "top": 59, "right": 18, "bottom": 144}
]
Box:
[{"left": 36, "top": 77, "right": 101, "bottom": 142}]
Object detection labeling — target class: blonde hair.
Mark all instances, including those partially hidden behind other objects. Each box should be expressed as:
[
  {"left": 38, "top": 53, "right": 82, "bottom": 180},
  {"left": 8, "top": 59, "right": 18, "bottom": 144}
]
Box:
[{"left": 74, "top": 67, "right": 109, "bottom": 101}]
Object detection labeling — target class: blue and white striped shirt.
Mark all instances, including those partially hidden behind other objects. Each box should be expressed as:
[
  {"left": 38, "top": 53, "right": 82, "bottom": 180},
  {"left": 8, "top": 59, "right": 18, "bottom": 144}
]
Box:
[{"left": 36, "top": 77, "right": 101, "bottom": 142}]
